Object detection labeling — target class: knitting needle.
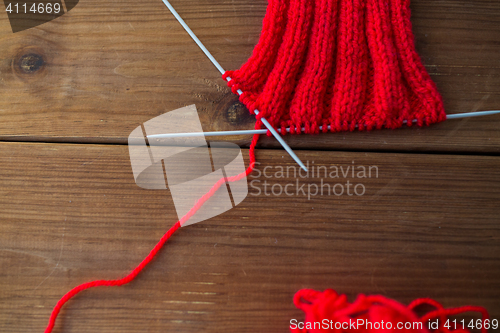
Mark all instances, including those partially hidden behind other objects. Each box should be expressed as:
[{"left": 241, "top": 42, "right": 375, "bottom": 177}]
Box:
[
  {"left": 161, "top": 0, "right": 308, "bottom": 172},
  {"left": 148, "top": 110, "right": 500, "bottom": 139},
  {"left": 445, "top": 110, "right": 500, "bottom": 119}
]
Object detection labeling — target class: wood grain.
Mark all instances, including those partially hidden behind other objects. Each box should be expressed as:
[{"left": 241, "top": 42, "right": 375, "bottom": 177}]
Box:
[
  {"left": 0, "top": 0, "right": 499, "bottom": 153},
  {"left": 0, "top": 1, "right": 499, "bottom": 332},
  {"left": 0, "top": 142, "right": 498, "bottom": 332}
]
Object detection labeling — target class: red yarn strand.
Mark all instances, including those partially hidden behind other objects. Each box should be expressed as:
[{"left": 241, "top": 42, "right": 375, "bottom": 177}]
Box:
[{"left": 44, "top": 133, "right": 261, "bottom": 333}]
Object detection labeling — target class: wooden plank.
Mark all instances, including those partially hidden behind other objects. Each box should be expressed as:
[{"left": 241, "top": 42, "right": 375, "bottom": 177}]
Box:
[
  {"left": 0, "top": 0, "right": 499, "bottom": 153},
  {"left": 0, "top": 142, "right": 498, "bottom": 332}
]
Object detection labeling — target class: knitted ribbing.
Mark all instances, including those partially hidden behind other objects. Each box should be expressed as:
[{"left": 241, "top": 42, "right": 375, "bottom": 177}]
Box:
[{"left": 223, "top": 0, "right": 447, "bottom": 134}]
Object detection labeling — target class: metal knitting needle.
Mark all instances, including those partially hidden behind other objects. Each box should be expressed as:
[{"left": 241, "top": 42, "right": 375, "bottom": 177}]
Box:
[
  {"left": 148, "top": 110, "right": 500, "bottom": 139},
  {"left": 445, "top": 110, "right": 500, "bottom": 119},
  {"left": 161, "top": 0, "right": 308, "bottom": 172}
]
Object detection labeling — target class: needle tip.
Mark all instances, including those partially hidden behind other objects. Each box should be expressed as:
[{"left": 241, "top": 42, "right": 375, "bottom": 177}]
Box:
[{"left": 446, "top": 110, "right": 500, "bottom": 120}]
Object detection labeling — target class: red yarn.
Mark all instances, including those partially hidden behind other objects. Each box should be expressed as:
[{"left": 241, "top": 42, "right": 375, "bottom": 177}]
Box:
[
  {"left": 42, "top": 2, "right": 477, "bottom": 330},
  {"left": 43, "top": 132, "right": 261, "bottom": 333},
  {"left": 223, "top": 0, "right": 447, "bottom": 134},
  {"left": 42, "top": 129, "right": 489, "bottom": 333},
  {"left": 292, "top": 289, "right": 489, "bottom": 333}
]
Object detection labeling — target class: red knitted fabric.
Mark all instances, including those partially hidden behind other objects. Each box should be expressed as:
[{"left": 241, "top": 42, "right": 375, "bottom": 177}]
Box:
[
  {"left": 292, "top": 289, "right": 489, "bottom": 333},
  {"left": 223, "top": 0, "right": 447, "bottom": 134}
]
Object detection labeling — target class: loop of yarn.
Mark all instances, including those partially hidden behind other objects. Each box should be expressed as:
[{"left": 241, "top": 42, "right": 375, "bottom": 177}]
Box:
[
  {"left": 224, "top": 0, "right": 447, "bottom": 134},
  {"left": 292, "top": 289, "right": 489, "bottom": 333}
]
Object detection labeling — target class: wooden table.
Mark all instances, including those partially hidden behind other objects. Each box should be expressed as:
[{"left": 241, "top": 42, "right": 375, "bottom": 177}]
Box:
[{"left": 1, "top": 1, "right": 499, "bottom": 332}]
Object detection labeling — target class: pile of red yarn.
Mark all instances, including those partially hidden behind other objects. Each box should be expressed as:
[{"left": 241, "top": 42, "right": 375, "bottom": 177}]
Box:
[
  {"left": 292, "top": 289, "right": 489, "bottom": 333},
  {"left": 224, "top": 0, "right": 447, "bottom": 134}
]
